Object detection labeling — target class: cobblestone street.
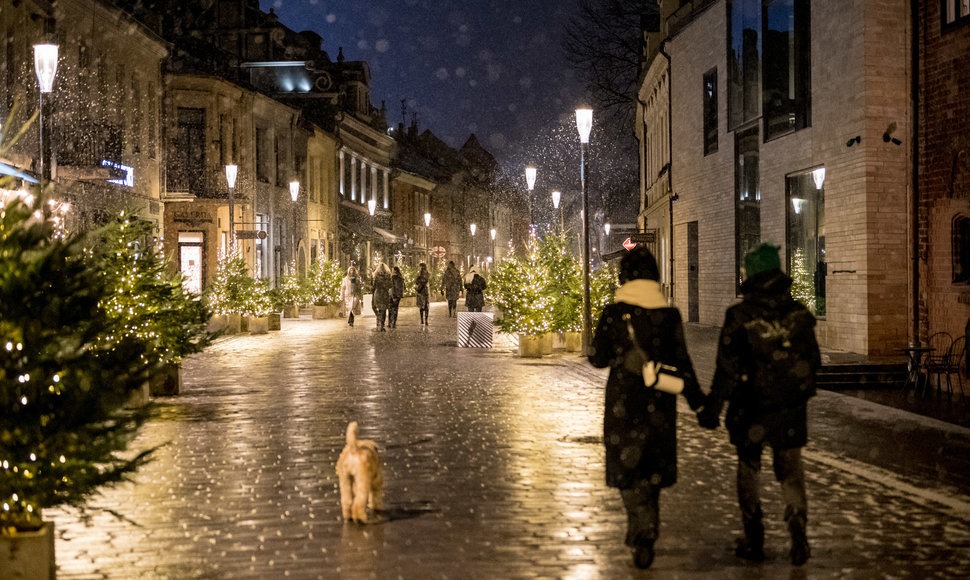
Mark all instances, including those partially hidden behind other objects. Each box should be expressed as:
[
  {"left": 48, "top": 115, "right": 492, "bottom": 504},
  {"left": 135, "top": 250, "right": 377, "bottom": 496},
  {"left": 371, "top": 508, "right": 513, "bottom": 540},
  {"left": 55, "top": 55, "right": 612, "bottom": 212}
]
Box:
[{"left": 47, "top": 303, "right": 970, "bottom": 579}]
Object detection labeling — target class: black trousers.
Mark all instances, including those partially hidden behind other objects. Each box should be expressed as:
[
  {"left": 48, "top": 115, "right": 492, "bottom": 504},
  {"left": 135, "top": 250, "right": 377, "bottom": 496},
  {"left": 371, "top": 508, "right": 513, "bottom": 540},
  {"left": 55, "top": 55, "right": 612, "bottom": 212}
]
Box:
[
  {"left": 388, "top": 304, "right": 399, "bottom": 327},
  {"left": 447, "top": 299, "right": 457, "bottom": 316},
  {"left": 620, "top": 480, "right": 660, "bottom": 547},
  {"left": 374, "top": 308, "right": 386, "bottom": 328},
  {"left": 737, "top": 445, "right": 807, "bottom": 530}
]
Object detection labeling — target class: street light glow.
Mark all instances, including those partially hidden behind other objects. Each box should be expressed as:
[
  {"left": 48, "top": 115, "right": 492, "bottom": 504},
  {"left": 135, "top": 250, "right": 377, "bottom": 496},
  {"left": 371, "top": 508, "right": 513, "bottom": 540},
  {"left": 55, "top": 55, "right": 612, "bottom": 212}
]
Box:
[
  {"left": 525, "top": 166, "right": 537, "bottom": 191},
  {"left": 289, "top": 181, "right": 299, "bottom": 202},
  {"left": 225, "top": 164, "right": 238, "bottom": 189},
  {"left": 367, "top": 198, "right": 376, "bottom": 216},
  {"left": 470, "top": 223, "right": 477, "bottom": 236},
  {"left": 33, "top": 44, "right": 58, "bottom": 93},
  {"left": 576, "top": 108, "right": 593, "bottom": 144},
  {"left": 812, "top": 167, "right": 826, "bottom": 190},
  {"left": 551, "top": 190, "right": 561, "bottom": 209},
  {"left": 424, "top": 212, "right": 431, "bottom": 227},
  {"left": 604, "top": 223, "right": 610, "bottom": 236},
  {"left": 490, "top": 228, "right": 496, "bottom": 240}
]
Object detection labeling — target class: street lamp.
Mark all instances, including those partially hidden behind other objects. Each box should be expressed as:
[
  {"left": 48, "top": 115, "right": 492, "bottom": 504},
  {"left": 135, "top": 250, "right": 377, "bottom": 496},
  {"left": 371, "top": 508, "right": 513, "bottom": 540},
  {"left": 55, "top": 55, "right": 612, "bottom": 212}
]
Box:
[
  {"left": 368, "top": 197, "right": 376, "bottom": 216},
  {"left": 33, "top": 43, "right": 58, "bottom": 186},
  {"left": 604, "top": 222, "right": 610, "bottom": 236},
  {"left": 225, "top": 164, "right": 238, "bottom": 247},
  {"left": 490, "top": 227, "right": 496, "bottom": 269},
  {"left": 289, "top": 180, "right": 299, "bottom": 202},
  {"left": 424, "top": 212, "right": 432, "bottom": 264},
  {"left": 576, "top": 107, "right": 593, "bottom": 355},
  {"left": 552, "top": 190, "right": 563, "bottom": 230},
  {"left": 525, "top": 166, "right": 537, "bottom": 232}
]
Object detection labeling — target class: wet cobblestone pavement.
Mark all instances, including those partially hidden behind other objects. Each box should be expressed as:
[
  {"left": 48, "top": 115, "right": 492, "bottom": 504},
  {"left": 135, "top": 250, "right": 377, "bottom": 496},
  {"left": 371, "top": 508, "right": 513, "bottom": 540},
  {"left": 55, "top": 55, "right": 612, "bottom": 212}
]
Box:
[{"left": 47, "top": 303, "right": 970, "bottom": 578}]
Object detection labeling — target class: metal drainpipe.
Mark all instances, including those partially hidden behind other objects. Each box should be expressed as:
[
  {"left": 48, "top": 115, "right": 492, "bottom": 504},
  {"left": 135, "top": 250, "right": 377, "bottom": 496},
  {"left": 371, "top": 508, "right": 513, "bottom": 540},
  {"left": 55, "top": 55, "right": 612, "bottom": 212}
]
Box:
[
  {"left": 659, "top": 40, "right": 674, "bottom": 301},
  {"left": 911, "top": 0, "right": 921, "bottom": 342}
]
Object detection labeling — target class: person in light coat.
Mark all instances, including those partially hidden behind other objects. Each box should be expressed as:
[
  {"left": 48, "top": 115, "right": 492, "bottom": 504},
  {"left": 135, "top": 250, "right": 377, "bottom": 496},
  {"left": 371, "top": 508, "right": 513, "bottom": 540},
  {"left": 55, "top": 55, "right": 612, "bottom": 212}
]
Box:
[
  {"left": 588, "top": 246, "right": 707, "bottom": 569},
  {"left": 339, "top": 265, "right": 362, "bottom": 327}
]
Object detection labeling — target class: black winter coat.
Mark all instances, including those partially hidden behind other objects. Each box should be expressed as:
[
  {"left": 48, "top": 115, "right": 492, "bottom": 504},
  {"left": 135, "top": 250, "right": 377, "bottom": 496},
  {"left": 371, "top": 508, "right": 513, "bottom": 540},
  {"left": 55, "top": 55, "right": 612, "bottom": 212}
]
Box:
[
  {"left": 390, "top": 273, "right": 405, "bottom": 303},
  {"left": 707, "top": 270, "right": 820, "bottom": 451},
  {"left": 589, "top": 290, "right": 705, "bottom": 489},
  {"left": 372, "top": 271, "right": 392, "bottom": 310},
  {"left": 464, "top": 274, "right": 487, "bottom": 309}
]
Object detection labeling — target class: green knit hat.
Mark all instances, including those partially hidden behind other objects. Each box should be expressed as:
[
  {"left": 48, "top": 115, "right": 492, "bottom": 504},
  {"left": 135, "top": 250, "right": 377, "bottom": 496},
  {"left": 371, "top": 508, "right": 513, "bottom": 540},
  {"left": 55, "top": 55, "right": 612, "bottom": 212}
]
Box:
[{"left": 743, "top": 243, "right": 781, "bottom": 277}]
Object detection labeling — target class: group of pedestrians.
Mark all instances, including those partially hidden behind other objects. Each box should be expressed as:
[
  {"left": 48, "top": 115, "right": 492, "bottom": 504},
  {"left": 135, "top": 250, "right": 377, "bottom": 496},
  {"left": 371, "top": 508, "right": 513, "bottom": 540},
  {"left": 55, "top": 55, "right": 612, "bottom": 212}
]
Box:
[
  {"left": 589, "top": 244, "right": 819, "bottom": 570},
  {"left": 337, "top": 260, "right": 489, "bottom": 330}
]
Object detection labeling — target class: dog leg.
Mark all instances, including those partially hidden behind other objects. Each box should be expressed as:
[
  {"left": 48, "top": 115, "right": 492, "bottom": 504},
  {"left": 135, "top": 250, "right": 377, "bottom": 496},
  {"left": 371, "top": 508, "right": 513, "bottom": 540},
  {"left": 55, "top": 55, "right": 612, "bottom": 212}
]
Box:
[
  {"left": 338, "top": 470, "right": 353, "bottom": 521},
  {"left": 352, "top": 476, "right": 370, "bottom": 523},
  {"left": 370, "top": 469, "right": 384, "bottom": 512}
]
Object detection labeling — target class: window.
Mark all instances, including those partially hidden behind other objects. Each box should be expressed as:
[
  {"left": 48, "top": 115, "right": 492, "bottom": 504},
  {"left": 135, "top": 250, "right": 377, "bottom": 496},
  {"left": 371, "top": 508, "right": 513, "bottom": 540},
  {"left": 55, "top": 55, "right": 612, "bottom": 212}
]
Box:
[
  {"left": 256, "top": 128, "right": 269, "bottom": 182},
  {"left": 735, "top": 126, "right": 761, "bottom": 289},
  {"left": 727, "top": 0, "right": 761, "bottom": 129},
  {"left": 954, "top": 215, "right": 970, "bottom": 284},
  {"left": 787, "top": 169, "right": 826, "bottom": 315},
  {"left": 178, "top": 231, "right": 205, "bottom": 294},
  {"left": 763, "top": 0, "right": 811, "bottom": 140},
  {"left": 943, "top": 0, "right": 970, "bottom": 27},
  {"left": 703, "top": 69, "right": 718, "bottom": 155},
  {"left": 169, "top": 108, "right": 206, "bottom": 192}
]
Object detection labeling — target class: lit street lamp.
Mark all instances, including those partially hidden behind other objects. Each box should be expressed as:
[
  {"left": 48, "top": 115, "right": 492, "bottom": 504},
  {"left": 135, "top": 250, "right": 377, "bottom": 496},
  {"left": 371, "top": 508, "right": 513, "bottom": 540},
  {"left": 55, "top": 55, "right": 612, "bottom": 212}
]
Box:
[
  {"left": 576, "top": 107, "right": 593, "bottom": 356},
  {"left": 525, "top": 166, "right": 537, "bottom": 233},
  {"left": 424, "top": 212, "right": 431, "bottom": 264},
  {"left": 33, "top": 43, "right": 58, "bottom": 186},
  {"left": 289, "top": 180, "right": 300, "bottom": 202},
  {"left": 225, "top": 164, "right": 238, "bottom": 247},
  {"left": 552, "top": 190, "right": 563, "bottom": 230},
  {"left": 604, "top": 222, "right": 610, "bottom": 236},
  {"left": 470, "top": 223, "right": 477, "bottom": 268},
  {"left": 490, "top": 227, "right": 496, "bottom": 267}
]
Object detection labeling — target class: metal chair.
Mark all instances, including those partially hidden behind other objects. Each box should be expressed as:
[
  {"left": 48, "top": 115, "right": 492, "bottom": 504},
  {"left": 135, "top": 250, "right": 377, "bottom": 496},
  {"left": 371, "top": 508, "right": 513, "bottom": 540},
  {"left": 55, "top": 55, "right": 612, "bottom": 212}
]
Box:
[
  {"left": 925, "top": 332, "right": 953, "bottom": 396},
  {"left": 943, "top": 336, "right": 966, "bottom": 400}
]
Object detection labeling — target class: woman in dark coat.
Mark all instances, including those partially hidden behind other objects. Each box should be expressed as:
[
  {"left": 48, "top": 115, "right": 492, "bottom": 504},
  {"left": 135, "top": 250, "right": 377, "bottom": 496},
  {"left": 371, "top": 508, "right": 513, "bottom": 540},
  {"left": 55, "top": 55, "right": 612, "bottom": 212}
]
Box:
[
  {"left": 463, "top": 266, "right": 487, "bottom": 312},
  {"left": 441, "top": 261, "right": 463, "bottom": 317},
  {"left": 415, "top": 262, "right": 431, "bottom": 326},
  {"left": 371, "top": 263, "right": 392, "bottom": 331},
  {"left": 388, "top": 266, "right": 405, "bottom": 329},
  {"left": 588, "top": 246, "right": 707, "bottom": 569}
]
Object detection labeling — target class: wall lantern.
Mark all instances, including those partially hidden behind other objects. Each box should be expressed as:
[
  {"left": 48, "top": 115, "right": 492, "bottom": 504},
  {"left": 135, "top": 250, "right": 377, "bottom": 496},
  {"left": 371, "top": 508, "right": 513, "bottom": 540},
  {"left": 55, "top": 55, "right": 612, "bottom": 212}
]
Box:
[{"left": 289, "top": 180, "right": 299, "bottom": 202}]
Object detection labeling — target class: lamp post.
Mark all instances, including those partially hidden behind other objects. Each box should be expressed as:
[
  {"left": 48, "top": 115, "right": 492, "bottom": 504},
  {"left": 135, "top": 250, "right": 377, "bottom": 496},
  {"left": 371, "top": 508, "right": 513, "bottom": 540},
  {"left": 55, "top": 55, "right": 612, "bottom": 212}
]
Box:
[
  {"left": 525, "top": 166, "right": 537, "bottom": 235},
  {"left": 551, "top": 190, "right": 563, "bottom": 231},
  {"left": 225, "top": 164, "right": 238, "bottom": 248},
  {"left": 33, "top": 43, "right": 58, "bottom": 186},
  {"left": 424, "top": 211, "right": 432, "bottom": 265},
  {"left": 576, "top": 107, "right": 593, "bottom": 355}
]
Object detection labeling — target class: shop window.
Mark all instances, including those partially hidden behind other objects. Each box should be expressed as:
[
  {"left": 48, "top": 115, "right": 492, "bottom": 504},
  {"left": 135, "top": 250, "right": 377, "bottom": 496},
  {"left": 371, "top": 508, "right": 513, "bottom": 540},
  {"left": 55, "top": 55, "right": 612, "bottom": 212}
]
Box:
[
  {"left": 178, "top": 231, "right": 205, "bottom": 295},
  {"left": 735, "top": 126, "right": 761, "bottom": 290},
  {"left": 954, "top": 215, "right": 970, "bottom": 284},
  {"left": 787, "top": 168, "right": 826, "bottom": 315}
]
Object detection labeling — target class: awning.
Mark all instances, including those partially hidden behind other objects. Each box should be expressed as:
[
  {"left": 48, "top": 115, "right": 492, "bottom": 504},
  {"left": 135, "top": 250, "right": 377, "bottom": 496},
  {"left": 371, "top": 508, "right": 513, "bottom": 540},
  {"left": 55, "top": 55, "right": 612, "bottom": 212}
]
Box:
[
  {"left": 0, "top": 162, "right": 39, "bottom": 184},
  {"left": 373, "top": 226, "right": 406, "bottom": 244}
]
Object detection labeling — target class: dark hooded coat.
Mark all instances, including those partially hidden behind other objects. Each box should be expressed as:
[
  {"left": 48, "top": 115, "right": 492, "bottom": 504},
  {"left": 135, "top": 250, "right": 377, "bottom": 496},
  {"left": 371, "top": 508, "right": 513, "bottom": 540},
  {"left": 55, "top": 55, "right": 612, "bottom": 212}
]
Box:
[
  {"left": 706, "top": 269, "right": 820, "bottom": 452},
  {"left": 464, "top": 273, "right": 486, "bottom": 310},
  {"left": 442, "top": 265, "right": 463, "bottom": 301},
  {"left": 371, "top": 268, "right": 392, "bottom": 311},
  {"left": 588, "top": 280, "right": 706, "bottom": 489}
]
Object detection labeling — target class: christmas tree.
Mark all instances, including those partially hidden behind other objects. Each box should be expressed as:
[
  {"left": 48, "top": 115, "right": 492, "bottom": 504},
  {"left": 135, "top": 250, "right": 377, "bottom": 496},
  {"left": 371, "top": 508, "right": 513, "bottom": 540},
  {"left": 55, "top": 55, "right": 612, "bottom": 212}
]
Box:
[
  {"left": 308, "top": 256, "right": 343, "bottom": 306},
  {"left": 488, "top": 238, "right": 554, "bottom": 336},
  {"left": 0, "top": 194, "right": 154, "bottom": 533},
  {"left": 538, "top": 230, "right": 582, "bottom": 333},
  {"left": 205, "top": 246, "right": 253, "bottom": 316},
  {"left": 790, "top": 248, "right": 816, "bottom": 313}
]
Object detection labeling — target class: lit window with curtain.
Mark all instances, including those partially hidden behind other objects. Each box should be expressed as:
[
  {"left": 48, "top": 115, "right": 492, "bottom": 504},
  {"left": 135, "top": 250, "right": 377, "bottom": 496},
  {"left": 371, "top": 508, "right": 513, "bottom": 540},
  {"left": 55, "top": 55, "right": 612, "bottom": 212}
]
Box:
[{"left": 786, "top": 168, "right": 826, "bottom": 316}]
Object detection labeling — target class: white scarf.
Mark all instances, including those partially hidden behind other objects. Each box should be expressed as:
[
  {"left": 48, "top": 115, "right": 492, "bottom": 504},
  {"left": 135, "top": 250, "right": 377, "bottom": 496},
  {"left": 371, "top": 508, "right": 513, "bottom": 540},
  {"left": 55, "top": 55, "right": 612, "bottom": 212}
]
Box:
[{"left": 614, "top": 279, "right": 669, "bottom": 309}]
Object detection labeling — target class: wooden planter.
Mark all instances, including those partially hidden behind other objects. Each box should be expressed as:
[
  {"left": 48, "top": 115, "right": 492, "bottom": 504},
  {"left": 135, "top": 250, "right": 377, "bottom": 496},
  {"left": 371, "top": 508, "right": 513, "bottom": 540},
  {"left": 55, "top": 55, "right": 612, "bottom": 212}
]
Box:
[
  {"left": 312, "top": 304, "right": 337, "bottom": 319},
  {"left": 207, "top": 314, "right": 228, "bottom": 334},
  {"left": 518, "top": 333, "right": 542, "bottom": 358},
  {"left": 227, "top": 313, "right": 243, "bottom": 334},
  {"left": 268, "top": 312, "right": 281, "bottom": 331},
  {"left": 540, "top": 333, "right": 554, "bottom": 355},
  {"left": 125, "top": 381, "right": 150, "bottom": 408},
  {"left": 399, "top": 296, "right": 417, "bottom": 308},
  {"left": 249, "top": 316, "right": 269, "bottom": 334},
  {"left": 1, "top": 522, "right": 55, "bottom": 580},
  {"left": 282, "top": 304, "right": 300, "bottom": 318},
  {"left": 565, "top": 331, "right": 583, "bottom": 352},
  {"left": 150, "top": 362, "right": 183, "bottom": 397}
]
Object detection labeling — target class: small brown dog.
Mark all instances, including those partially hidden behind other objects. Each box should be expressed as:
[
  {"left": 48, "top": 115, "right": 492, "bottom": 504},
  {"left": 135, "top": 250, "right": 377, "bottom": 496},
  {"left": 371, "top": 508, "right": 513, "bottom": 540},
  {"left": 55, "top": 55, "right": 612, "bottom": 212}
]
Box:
[{"left": 336, "top": 421, "right": 384, "bottom": 523}]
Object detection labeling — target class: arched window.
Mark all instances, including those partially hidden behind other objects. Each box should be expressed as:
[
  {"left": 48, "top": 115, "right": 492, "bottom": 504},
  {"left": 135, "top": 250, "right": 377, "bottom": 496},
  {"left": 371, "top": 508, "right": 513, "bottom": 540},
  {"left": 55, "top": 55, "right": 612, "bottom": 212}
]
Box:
[{"left": 954, "top": 215, "right": 970, "bottom": 284}]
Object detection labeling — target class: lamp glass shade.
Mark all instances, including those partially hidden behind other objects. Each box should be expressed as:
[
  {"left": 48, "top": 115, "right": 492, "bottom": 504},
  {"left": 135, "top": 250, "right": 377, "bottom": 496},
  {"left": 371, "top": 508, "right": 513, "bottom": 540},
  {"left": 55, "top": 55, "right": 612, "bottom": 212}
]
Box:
[
  {"left": 33, "top": 44, "right": 58, "bottom": 93},
  {"left": 424, "top": 212, "right": 431, "bottom": 227},
  {"left": 551, "top": 190, "right": 561, "bottom": 209},
  {"left": 604, "top": 223, "right": 611, "bottom": 235},
  {"left": 575, "top": 108, "right": 593, "bottom": 143},
  {"left": 367, "top": 198, "right": 376, "bottom": 216},
  {"left": 225, "top": 164, "right": 238, "bottom": 189},
  {"left": 490, "top": 228, "right": 496, "bottom": 240},
  {"left": 525, "top": 166, "right": 537, "bottom": 191},
  {"left": 289, "top": 181, "right": 299, "bottom": 202},
  {"left": 812, "top": 167, "right": 826, "bottom": 190},
  {"left": 470, "top": 223, "right": 477, "bottom": 236}
]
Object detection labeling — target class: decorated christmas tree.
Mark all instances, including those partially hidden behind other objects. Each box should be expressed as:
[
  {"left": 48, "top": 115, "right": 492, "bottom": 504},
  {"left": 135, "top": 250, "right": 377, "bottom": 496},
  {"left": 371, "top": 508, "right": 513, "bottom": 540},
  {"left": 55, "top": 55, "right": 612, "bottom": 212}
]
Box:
[
  {"left": 245, "top": 278, "right": 275, "bottom": 317},
  {"left": 206, "top": 246, "right": 253, "bottom": 316},
  {"left": 488, "top": 238, "right": 554, "bottom": 336},
  {"left": 590, "top": 261, "right": 619, "bottom": 317},
  {"left": 308, "top": 255, "right": 343, "bottom": 306},
  {"left": 538, "top": 230, "right": 582, "bottom": 333},
  {"left": 0, "top": 193, "right": 154, "bottom": 533},
  {"left": 790, "top": 248, "right": 816, "bottom": 313}
]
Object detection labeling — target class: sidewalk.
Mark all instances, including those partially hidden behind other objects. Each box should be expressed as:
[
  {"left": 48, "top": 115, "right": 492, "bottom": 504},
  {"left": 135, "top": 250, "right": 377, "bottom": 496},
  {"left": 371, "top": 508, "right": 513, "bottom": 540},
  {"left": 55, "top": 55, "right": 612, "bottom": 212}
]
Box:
[{"left": 45, "top": 302, "right": 970, "bottom": 578}]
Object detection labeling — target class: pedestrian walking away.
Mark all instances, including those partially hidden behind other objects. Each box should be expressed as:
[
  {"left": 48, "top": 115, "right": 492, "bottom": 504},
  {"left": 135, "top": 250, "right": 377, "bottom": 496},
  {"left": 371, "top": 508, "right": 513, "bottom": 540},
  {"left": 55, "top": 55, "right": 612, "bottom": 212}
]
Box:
[
  {"left": 587, "top": 246, "right": 707, "bottom": 570},
  {"left": 371, "top": 263, "right": 392, "bottom": 331},
  {"left": 339, "top": 265, "right": 363, "bottom": 327},
  {"left": 697, "top": 242, "right": 820, "bottom": 566},
  {"left": 441, "top": 260, "right": 463, "bottom": 318},
  {"left": 415, "top": 262, "right": 431, "bottom": 326},
  {"left": 389, "top": 266, "right": 405, "bottom": 329},
  {"left": 463, "top": 265, "right": 487, "bottom": 313}
]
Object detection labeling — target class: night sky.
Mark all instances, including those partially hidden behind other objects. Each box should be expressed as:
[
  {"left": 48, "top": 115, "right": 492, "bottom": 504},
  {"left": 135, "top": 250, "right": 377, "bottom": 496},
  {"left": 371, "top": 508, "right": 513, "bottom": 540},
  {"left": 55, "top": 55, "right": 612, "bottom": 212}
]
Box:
[{"left": 260, "top": 0, "right": 586, "bottom": 169}]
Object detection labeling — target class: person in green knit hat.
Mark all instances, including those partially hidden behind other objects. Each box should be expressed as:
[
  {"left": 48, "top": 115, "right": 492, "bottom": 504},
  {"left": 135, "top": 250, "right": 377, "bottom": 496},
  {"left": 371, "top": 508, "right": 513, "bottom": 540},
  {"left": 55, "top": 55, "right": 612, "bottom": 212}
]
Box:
[{"left": 698, "top": 243, "right": 821, "bottom": 566}]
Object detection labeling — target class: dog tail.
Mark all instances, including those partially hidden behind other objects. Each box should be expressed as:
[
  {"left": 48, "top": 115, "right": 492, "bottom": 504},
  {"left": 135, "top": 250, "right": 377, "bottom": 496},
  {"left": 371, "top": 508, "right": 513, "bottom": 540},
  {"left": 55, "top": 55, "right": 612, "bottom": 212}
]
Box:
[{"left": 346, "top": 421, "right": 359, "bottom": 446}]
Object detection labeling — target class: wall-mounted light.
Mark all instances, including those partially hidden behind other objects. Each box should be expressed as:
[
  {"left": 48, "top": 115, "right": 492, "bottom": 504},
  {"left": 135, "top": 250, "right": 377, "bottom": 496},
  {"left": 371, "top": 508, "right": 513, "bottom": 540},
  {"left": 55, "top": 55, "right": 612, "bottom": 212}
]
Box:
[
  {"left": 551, "top": 190, "right": 561, "bottom": 209},
  {"left": 846, "top": 136, "right": 861, "bottom": 147},
  {"left": 525, "top": 166, "right": 537, "bottom": 191},
  {"left": 490, "top": 228, "right": 496, "bottom": 240},
  {"left": 289, "top": 180, "right": 299, "bottom": 202},
  {"left": 367, "top": 198, "right": 376, "bottom": 216},
  {"left": 812, "top": 167, "right": 826, "bottom": 190},
  {"left": 424, "top": 212, "right": 431, "bottom": 227}
]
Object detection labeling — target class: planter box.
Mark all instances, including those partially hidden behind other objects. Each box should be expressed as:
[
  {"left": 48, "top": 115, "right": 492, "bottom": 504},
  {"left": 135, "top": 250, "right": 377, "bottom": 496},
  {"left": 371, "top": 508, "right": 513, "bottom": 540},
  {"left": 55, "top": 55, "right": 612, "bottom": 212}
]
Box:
[
  {"left": 553, "top": 332, "right": 566, "bottom": 350},
  {"left": 518, "top": 334, "right": 542, "bottom": 358},
  {"left": 207, "top": 314, "right": 227, "bottom": 334},
  {"left": 240, "top": 315, "right": 250, "bottom": 333},
  {"left": 268, "top": 312, "right": 281, "bottom": 331},
  {"left": 540, "top": 333, "right": 554, "bottom": 355},
  {"left": 150, "top": 362, "right": 182, "bottom": 396},
  {"left": 249, "top": 316, "right": 269, "bottom": 334},
  {"left": 565, "top": 331, "right": 583, "bottom": 353},
  {"left": 283, "top": 304, "right": 300, "bottom": 318},
  {"left": 312, "top": 304, "right": 338, "bottom": 319},
  {"left": 227, "top": 313, "right": 243, "bottom": 334},
  {"left": 126, "top": 381, "right": 150, "bottom": 408},
  {"left": 1, "top": 522, "right": 55, "bottom": 580},
  {"left": 399, "top": 296, "right": 417, "bottom": 308}
]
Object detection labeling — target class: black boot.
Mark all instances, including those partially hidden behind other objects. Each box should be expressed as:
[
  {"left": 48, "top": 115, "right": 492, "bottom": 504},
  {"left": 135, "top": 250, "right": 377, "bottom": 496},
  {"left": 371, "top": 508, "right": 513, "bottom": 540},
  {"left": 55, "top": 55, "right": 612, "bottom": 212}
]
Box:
[
  {"left": 735, "top": 510, "right": 765, "bottom": 562},
  {"left": 633, "top": 540, "right": 655, "bottom": 569},
  {"left": 788, "top": 511, "right": 810, "bottom": 566}
]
